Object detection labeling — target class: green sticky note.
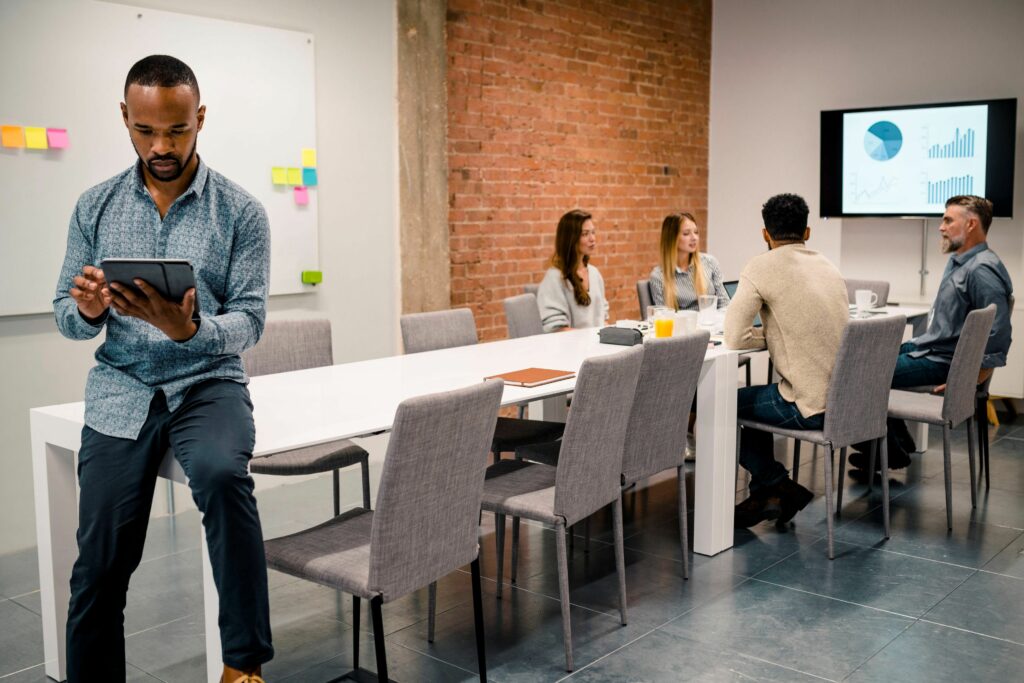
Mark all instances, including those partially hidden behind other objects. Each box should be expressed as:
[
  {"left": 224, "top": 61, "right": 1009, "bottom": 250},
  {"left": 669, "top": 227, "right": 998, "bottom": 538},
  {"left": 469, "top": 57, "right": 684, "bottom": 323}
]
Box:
[
  {"left": 302, "top": 168, "right": 318, "bottom": 186},
  {"left": 287, "top": 168, "right": 302, "bottom": 185},
  {"left": 271, "top": 167, "right": 287, "bottom": 185},
  {"left": 301, "top": 270, "right": 322, "bottom": 285}
]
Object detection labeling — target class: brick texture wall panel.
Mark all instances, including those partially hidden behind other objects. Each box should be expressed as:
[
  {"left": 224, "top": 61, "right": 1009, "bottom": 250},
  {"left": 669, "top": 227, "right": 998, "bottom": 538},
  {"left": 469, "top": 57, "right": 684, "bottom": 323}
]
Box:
[{"left": 448, "top": 0, "right": 710, "bottom": 340}]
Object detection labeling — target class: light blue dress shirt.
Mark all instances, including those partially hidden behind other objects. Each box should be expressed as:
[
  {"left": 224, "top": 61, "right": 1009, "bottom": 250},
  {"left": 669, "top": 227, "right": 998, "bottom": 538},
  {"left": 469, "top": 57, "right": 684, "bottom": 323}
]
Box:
[
  {"left": 910, "top": 242, "right": 1012, "bottom": 368},
  {"left": 53, "top": 159, "right": 270, "bottom": 439}
]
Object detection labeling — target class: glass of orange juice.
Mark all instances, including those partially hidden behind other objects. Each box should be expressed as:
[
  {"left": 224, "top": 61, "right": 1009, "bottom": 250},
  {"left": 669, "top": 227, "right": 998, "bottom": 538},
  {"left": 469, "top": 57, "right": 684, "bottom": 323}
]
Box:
[{"left": 654, "top": 311, "right": 674, "bottom": 338}]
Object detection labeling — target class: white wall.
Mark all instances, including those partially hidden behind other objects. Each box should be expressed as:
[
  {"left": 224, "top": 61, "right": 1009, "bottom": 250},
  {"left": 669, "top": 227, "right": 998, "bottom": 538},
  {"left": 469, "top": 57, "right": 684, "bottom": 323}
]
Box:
[
  {"left": 0, "top": 0, "right": 398, "bottom": 554},
  {"left": 709, "top": 0, "right": 1024, "bottom": 394},
  {"left": 709, "top": 0, "right": 1024, "bottom": 287}
]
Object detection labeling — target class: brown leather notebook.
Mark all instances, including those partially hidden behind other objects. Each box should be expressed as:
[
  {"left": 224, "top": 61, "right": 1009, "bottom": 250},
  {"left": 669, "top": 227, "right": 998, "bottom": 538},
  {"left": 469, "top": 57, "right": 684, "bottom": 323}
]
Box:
[{"left": 485, "top": 367, "right": 576, "bottom": 387}]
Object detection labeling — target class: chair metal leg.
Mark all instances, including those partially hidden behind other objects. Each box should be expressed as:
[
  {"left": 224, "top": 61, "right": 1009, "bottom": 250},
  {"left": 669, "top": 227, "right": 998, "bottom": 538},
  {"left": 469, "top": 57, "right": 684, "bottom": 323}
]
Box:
[
  {"left": 745, "top": 358, "right": 751, "bottom": 387},
  {"left": 867, "top": 439, "right": 877, "bottom": 493},
  {"left": 510, "top": 516, "right": 520, "bottom": 584},
  {"left": 494, "top": 513, "right": 506, "bottom": 599},
  {"left": 427, "top": 581, "right": 437, "bottom": 643},
  {"left": 360, "top": 459, "right": 372, "bottom": 510},
  {"left": 836, "top": 447, "right": 847, "bottom": 513},
  {"left": 584, "top": 517, "right": 590, "bottom": 554},
  {"left": 517, "top": 404, "right": 526, "bottom": 419},
  {"left": 333, "top": 469, "right": 341, "bottom": 517},
  {"left": 791, "top": 440, "right": 801, "bottom": 485},
  {"left": 767, "top": 358, "right": 774, "bottom": 384},
  {"left": 470, "top": 558, "right": 487, "bottom": 682},
  {"left": 370, "top": 595, "right": 388, "bottom": 682},
  {"left": 492, "top": 450, "right": 501, "bottom": 465},
  {"left": 555, "top": 521, "right": 574, "bottom": 672},
  {"left": 568, "top": 523, "right": 574, "bottom": 553},
  {"left": 966, "top": 418, "right": 978, "bottom": 509},
  {"left": 982, "top": 410, "right": 991, "bottom": 489},
  {"left": 879, "top": 437, "right": 890, "bottom": 539},
  {"left": 612, "top": 498, "right": 628, "bottom": 626},
  {"left": 976, "top": 397, "right": 987, "bottom": 482},
  {"left": 942, "top": 425, "right": 953, "bottom": 530},
  {"left": 823, "top": 444, "right": 836, "bottom": 560},
  {"left": 677, "top": 466, "right": 689, "bottom": 579},
  {"left": 352, "top": 595, "right": 360, "bottom": 671}
]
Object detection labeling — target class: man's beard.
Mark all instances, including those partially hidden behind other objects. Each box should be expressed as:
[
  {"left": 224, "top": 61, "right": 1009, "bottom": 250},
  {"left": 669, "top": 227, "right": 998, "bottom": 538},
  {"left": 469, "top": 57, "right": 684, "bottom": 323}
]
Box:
[
  {"left": 137, "top": 140, "right": 197, "bottom": 182},
  {"left": 941, "top": 235, "right": 963, "bottom": 254}
]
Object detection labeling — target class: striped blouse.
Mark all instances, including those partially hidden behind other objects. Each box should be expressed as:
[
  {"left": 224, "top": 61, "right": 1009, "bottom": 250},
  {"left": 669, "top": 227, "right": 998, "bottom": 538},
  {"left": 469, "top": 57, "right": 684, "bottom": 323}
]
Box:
[{"left": 649, "top": 253, "right": 730, "bottom": 311}]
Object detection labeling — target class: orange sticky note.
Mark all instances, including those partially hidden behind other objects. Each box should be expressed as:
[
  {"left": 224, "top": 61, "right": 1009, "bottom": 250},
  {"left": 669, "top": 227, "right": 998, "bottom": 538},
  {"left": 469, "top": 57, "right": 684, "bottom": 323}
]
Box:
[
  {"left": 287, "top": 168, "right": 302, "bottom": 185},
  {"left": 47, "top": 128, "right": 69, "bottom": 148},
  {"left": 1, "top": 125, "right": 25, "bottom": 148},
  {"left": 294, "top": 186, "right": 309, "bottom": 205},
  {"left": 25, "top": 127, "right": 48, "bottom": 149}
]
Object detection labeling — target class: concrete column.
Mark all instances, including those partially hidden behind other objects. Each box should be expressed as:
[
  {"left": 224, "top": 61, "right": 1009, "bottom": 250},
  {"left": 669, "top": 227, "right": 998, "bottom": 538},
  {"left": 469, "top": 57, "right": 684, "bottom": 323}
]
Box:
[{"left": 397, "top": 0, "right": 449, "bottom": 313}]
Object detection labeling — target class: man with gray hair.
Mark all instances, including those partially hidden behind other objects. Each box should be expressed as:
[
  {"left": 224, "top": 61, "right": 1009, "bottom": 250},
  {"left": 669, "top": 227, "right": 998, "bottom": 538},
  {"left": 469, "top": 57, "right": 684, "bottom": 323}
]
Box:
[{"left": 851, "top": 195, "right": 1013, "bottom": 473}]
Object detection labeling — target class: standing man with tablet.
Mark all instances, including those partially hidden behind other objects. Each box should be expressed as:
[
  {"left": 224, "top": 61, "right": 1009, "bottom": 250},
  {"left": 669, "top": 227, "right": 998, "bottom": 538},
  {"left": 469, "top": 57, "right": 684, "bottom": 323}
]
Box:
[{"left": 53, "top": 55, "right": 272, "bottom": 682}]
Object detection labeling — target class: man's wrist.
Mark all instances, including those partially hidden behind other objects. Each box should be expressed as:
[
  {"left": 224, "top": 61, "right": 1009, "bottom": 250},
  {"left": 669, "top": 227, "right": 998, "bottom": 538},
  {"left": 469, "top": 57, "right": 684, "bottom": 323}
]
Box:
[
  {"left": 77, "top": 307, "right": 109, "bottom": 326},
  {"left": 170, "top": 319, "right": 199, "bottom": 342}
]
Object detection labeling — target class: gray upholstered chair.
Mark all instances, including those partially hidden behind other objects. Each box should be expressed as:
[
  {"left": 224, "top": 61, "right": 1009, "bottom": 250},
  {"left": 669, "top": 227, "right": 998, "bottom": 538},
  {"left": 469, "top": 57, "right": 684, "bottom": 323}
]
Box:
[
  {"left": 242, "top": 319, "right": 370, "bottom": 514},
  {"left": 844, "top": 278, "right": 890, "bottom": 306},
  {"left": 482, "top": 346, "right": 644, "bottom": 672},
  {"left": 876, "top": 305, "right": 996, "bottom": 530},
  {"left": 264, "top": 379, "right": 503, "bottom": 682},
  {"left": 523, "top": 283, "right": 539, "bottom": 296},
  {"left": 636, "top": 278, "right": 654, "bottom": 319},
  {"left": 738, "top": 315, "right": 906, "bottom": 559},
  {"left": 504, "top": 293, "right": 543, "bottom": 339},
  {"left": 400, "top": 308, "right": 565, "bottom": 459}
]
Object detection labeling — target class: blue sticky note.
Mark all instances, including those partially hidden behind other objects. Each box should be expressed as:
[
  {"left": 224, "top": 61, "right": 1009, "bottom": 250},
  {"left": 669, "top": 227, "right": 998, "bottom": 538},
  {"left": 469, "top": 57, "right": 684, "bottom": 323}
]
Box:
[{"left": 302, "top": 167, "right": 318, "bottom": 187}]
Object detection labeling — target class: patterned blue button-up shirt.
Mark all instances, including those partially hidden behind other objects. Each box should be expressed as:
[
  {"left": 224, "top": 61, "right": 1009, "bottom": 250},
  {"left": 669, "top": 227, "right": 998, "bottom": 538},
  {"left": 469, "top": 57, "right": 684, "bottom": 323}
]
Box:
[
  {"left": 53, "top": 159, "right": 270, "bottom": 439},
  {"left": 910, "top": 242, "right": 1013, "bottom": 368}
]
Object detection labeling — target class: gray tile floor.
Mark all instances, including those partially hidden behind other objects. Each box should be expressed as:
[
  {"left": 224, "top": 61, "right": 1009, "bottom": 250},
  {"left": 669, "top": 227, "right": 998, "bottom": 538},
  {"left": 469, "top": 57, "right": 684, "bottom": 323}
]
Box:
[{"left": 2, "top": 420, "right": 1023, "bottom": 682}]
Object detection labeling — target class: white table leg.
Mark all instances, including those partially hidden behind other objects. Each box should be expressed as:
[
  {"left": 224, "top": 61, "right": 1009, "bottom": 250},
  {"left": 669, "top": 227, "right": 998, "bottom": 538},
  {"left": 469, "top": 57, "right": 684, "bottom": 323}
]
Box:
[
  {"left": 201, "top": 535, "right": 221, "bottom": 682},
  {"left": 913, "top": 421, "right": 929, "bottom": 453},
  {"left": 528, "top": 395, "right": 568, "bottom": 422},
  {"left": 31, "top": 421, "right": 77, "bottom": 681},
  {"left": 693, "top": 351, "right": 738, "bottom": 556}
]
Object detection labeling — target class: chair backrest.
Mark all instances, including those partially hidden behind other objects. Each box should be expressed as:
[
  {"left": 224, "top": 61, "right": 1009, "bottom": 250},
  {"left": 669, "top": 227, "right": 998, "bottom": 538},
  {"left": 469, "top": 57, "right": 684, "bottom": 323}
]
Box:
[
  {"left": 400, "top": 308, "right": 477, "bottom": 354},
  {"left": 504, "top": 293, "right": 544, "bottom": 338},
  {"left": 844, "top": 279, "right": 890, "bottom": 306},
  {"left": 637, "top": 279, "right": 654, "bottom": 318},
  {"left": 822, "top": 315, "right": 906, "bottom": 447},
  {"left": 523, "top": 283, "right": 539, "bottom": 296},
  {"left": 620, "top": 332, "right": 710, "bottom": 485},
  {"left": 368, "top": 379, "right": 503, "bottom": 602},
  {"left": 241, "top": 319, "right": 333, "bottom": 376},
  {"left": 554, "top": 346, "right": 644, "bottom": 526},
  {"left": 942, "top": 304, "right": 997, "bottom": 425}
]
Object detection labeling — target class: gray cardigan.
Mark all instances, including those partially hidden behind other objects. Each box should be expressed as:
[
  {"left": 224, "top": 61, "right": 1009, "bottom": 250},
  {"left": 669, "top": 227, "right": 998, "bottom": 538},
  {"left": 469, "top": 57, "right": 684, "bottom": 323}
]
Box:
[{"left": 536, "top": 265, "right": 609, "bottom": 332}]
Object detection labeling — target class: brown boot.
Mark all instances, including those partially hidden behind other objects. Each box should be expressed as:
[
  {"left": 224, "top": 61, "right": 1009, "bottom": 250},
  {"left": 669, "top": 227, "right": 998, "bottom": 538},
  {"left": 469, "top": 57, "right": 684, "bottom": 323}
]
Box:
[{"left": 222, "top": 665, "right": 264, "bottom": 683}]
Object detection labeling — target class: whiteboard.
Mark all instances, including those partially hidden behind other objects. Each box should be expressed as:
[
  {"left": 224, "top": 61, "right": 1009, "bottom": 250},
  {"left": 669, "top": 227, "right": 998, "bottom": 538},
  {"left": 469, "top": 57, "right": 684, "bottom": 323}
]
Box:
[{"left": 0, "top": 0, "right": 319, "bottom": 316}]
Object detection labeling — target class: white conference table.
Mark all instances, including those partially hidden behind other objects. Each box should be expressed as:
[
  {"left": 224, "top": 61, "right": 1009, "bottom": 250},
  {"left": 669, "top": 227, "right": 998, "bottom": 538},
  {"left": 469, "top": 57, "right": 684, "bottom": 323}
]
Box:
[{"left": 31, "top": 328, "right": 740, "bottom": 681}]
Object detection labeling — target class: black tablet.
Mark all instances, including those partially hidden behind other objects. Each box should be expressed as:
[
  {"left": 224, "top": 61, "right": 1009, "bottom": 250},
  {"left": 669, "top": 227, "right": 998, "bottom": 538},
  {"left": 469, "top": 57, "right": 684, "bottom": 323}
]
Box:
[{"left": 100, "top": 258, "right": 200, "bottom": 313}]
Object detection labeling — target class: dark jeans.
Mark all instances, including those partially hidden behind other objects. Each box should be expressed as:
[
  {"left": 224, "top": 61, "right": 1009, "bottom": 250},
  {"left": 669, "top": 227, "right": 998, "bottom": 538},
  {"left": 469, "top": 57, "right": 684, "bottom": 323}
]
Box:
[
  {"left": 737, "top": 383, "right": 824, "bottom": 493},
  {"left": 869, "top": 342, "right": 951, "bottom": 453},
  {"left": 66, "top": 380, "right": 273, "bottom": 680}
]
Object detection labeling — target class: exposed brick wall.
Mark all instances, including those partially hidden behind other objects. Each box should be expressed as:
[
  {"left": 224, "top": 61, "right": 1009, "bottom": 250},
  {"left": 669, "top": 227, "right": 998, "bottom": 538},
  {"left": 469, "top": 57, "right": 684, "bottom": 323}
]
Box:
[{"left": 447, "top": 0, "right": 711, "bottom": 339}]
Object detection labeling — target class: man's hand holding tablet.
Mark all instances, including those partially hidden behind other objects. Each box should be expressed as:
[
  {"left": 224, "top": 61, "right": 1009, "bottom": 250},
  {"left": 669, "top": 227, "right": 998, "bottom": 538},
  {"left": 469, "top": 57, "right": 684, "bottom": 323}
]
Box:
[
  {"left": 99, "top": 258, "right": 200, "bottom": 341},
  {"left": 69, "top": 265, "right": 113, "bottom": 323}
]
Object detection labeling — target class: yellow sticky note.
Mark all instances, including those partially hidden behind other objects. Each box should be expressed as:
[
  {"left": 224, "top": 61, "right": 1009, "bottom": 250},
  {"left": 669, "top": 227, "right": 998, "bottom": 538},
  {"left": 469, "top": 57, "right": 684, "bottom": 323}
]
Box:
[
  {"left": 301, "top": 148, "right": 316, "bottom": 167},
  {"left": 1, "top": 125, "right": 25, "bottom": 148},
  {"left": 271, "top": 167, "right": 287, "bottom": 185},
  {"left": 25, "top": 127, "right": 48, "bottom": 149},
  {"left": 287, "top": 167, "right": 302, "bottom": 185}
]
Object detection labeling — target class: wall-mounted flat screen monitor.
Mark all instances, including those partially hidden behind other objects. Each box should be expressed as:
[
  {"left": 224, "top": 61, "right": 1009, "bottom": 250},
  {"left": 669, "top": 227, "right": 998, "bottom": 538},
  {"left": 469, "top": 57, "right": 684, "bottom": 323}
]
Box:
[{"left": 820, "top": 98, "right": 1016, "bottom": 218}]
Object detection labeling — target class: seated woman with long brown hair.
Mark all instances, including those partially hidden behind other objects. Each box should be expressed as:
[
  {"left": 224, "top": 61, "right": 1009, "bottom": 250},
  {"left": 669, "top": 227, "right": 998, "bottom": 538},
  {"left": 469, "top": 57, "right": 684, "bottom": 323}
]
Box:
[
  {"left": 650, "top": 212, "right": 729, "bottom": 311},
  {"left": 537, "top": 209, "right": 609, "bottom": 332}
]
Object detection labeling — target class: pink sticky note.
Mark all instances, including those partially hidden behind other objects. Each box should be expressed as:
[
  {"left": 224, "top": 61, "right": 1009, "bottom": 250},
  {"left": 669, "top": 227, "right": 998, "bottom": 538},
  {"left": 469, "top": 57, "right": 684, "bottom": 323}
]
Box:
[
  {"left": 47, "top": 128, "right": 69, "bottom": 149},
  {"left": 294, "top": 186, "right": 309, "bottom": 205}
]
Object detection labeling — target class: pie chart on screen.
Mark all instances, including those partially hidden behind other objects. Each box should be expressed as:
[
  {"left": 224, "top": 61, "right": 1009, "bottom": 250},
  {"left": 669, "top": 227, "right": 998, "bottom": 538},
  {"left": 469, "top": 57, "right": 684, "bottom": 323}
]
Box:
[{"left": 864, "top": 121, "right": 903, "bottom": 161}]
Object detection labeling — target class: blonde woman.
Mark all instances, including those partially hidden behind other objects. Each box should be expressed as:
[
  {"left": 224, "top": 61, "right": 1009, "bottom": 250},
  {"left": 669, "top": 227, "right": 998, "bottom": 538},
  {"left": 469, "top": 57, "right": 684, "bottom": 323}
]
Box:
[
  {"left": 537, "top": 209, "right": 609, "bottom": 332},
  {"left": 649, "top": 212, "right": 729, "bottom": 311}
]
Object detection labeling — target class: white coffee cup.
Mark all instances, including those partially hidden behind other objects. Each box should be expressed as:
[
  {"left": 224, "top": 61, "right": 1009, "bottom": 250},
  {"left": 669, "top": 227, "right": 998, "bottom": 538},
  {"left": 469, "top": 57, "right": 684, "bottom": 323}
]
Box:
[{"left": 855, "top": 289, "right": 878, "bottom": 313}]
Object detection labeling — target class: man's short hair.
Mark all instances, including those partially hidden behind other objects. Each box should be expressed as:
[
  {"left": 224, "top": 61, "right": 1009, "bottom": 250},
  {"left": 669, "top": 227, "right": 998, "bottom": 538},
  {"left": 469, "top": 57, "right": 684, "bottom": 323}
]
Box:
[
  {"left": 124, "top": 55, "right": 200, "bottom": 103},
  {"left": 761, "top": 193, "right": 809, "bottom": 240},
  {"left": 946, "top": 195, "right": 993, "bottom": 233}
]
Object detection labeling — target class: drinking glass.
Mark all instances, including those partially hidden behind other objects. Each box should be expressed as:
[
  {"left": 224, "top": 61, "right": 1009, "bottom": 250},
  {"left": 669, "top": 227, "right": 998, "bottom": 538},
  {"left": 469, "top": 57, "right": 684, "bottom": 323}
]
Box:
[
  {"left": 697, "top": 295, "right": 717, "bottom": 326},
  {"left": 653, "top": 309, "right": 674, "bottom": 338}
]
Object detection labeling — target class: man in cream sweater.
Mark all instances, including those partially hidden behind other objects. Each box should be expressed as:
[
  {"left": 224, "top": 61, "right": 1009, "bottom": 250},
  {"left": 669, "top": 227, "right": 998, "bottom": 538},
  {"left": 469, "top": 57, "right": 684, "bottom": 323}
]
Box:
[{"left": 725, "top": 194, "right": 849, "bottom": 527}]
